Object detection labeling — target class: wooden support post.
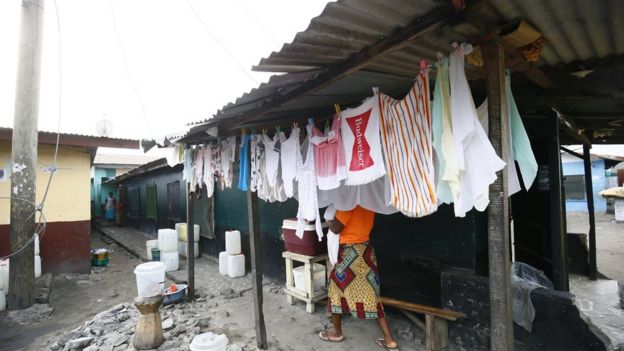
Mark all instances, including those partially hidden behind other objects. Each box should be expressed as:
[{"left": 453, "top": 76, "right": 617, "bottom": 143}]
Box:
[
  {"left": 426, "top": 314, "right": 449, "bottom": 351},
  {"left": 8, "top": 0, "right": 46, "bottom": 310},
  {"left": 247, "top": 189, "right": 267, "bottom": 349},
  {"left": 583, "top": 144, "right": 597, "bottom": 280},
  {"left": 186, "top": 182, "right": 195, "bottom": 301},
  {"left": 548, "top": 111, "right": 569, "bottom": 291},
  {"left": 482, "top": 39, "right": 514, "bottom": 351}
]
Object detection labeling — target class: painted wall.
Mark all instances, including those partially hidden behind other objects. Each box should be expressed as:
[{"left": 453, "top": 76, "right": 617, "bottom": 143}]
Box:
[
  {"left": 0, "top": 141, "right": 92, "bottom": 273},
  {"left": 562, "top": 159, "right": 607, "bottom": 213}
]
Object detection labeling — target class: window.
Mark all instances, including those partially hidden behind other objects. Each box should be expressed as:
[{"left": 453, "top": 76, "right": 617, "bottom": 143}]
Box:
[
  {"left": 146, "top": 184, "right": 157, "bottom": 219},
  {"left": 128, "top": 188, "right": 140, "bottom": 219},
  {"left": 167, "top": 181, "right": 181, "bottom": 221},
  {"left": 564, "top": 175, "right": 585, "bottom": 200}
]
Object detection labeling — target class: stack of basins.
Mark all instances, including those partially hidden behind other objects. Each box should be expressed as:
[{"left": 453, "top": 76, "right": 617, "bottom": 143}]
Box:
[
  {"left": 34, "top": 234, "right": 41, "bottom": 278},
  {"left": 218, "top": 230, "right": 245, "bottom": 278},
  {"left": 0, "top": 259, "right": 8, "bottom": 311},
  {"left": 176, "top": 223, "right": 200, "bottom": 259},
  {"left": 158, "top": 229, "right": 178, "bottom": 272}
]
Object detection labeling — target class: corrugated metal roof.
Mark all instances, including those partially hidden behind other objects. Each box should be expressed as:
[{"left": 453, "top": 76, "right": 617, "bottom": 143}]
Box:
[{"left": 254, "top": 0, "right": 624, "bottom": 74}]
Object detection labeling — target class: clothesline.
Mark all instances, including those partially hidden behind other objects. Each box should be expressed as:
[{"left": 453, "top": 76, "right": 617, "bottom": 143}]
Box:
[{"left": 169, "top": 42, "right": 538, "bottom": 226}]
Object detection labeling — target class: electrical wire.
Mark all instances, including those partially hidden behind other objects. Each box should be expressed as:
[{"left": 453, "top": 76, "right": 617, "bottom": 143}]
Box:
[
  {"left": 185, "top": 0, "right": 259, "bottom": 85},
  {"left": 107, "top": 0, "right": 156, "bottom": 139},
  {"left": 235, "top": 0, "right": 280, "bottom": 47}
]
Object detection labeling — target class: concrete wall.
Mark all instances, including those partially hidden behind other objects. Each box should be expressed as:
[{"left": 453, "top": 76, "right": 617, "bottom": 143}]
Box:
[
  {"left": 562, "top": 159, "right": 607, "bottom": 213},
  {"left": 0, "top": 141, "right": 92, "bottom": 273}
]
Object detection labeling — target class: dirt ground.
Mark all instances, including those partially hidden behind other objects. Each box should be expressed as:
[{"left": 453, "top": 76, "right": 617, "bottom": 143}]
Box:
[
  {"left": 567, "top": 211, "right": 624, "bottom": 281},
  {"left": 0, "top": 232, "right": 144, "bottom": 351}
]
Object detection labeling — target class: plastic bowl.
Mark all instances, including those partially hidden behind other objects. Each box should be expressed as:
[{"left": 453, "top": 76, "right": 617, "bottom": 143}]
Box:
[
  {"left": 163, "top": 284, "right": 187, "bottom": 305},
  {"left": 91, "top": 257, "right": 110, "bottom": 267}
]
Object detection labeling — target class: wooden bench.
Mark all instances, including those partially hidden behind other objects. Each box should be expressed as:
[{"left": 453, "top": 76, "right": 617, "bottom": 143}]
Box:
[{"left": 380, "top": 296, "right": 466, "bottom": 351}]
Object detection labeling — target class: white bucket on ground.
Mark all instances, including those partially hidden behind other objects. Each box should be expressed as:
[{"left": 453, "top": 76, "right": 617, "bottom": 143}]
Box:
[
  {"left": 218, "top": 251, "right": 228, "bottom": 276},
  {"left": 225, "top": 231, "right": 241, "bottom": 255},
  {"left": 158, "top": 229, "right": 178, "bottom": 252},
  {"left": 160, "top": 251, "right": 179, "bottom": 272},
  {"left": 178, "top": 242, "right": 199, "bottom": 258},
  {"left": 134, "top": 261, "right": 166, "bottom": 298},
  {"left": 178, "top": 223, "right": 200, "bottom": 242},
  {"left": 146, "top": 240, "right": 159, "bottom": 260},
  {"left": 0, "top": 289, "right": 5, "bottom": 311},
  {"left": 34, "top": 255, "right": 41, "bottom": 278},
  {"left": 227, "top": 254, "right": 245, "bottom": 278},
  {"left": 293, "top": 263, "right": 326, "bottom": 292},
  {"left": 34, "top": 234, "right": 39, "bottom": 256},
  {"left": 190, "top": 332, "right": 228, "bottom": 351},
  {"left": 0, "top": 259, "right": 8, "bottom": 292}
]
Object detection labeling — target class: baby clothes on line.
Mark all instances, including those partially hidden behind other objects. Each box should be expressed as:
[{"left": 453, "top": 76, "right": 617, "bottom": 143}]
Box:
[
  {"left": 250, "top": 135, "right": 262, "bottom": 193},
  {"left": 449, "top": 43, "right": 505, "bottom": 217},
  {"left": 379, "top": 69, "right": 438, "bottom": 218},
  {"left": 263, "top": 133, "right": 283, "bottom": 188},
  {"left": 280, "top": 127, "right": 300, "bottom": 198},
  {"left": 220, "top": 136, "right": 237, "bottom": 189},
  {"left": 340, "top": 92, "right": 386, "bottom": 185},
  {"left": 238, "top": 135, "right": 251, "bottom": 192},
  {"left": 310, "top": 115, "right": 347, "bottom": 190},
  {"left": 432, "top": 58, "right": 461, "bottom": 205},
  {"left": 295, "top": 127, "right": 323, "bottom": 240}
]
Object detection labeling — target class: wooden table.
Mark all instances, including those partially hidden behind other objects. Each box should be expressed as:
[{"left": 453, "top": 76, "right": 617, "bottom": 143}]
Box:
[{"left": 282, "top": 251, "right": 329, "bottom": 313}]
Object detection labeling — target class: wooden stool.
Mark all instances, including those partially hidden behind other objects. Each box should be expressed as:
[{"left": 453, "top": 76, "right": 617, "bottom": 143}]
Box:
[
  {"left": 282, "top": 251, "right": 329, "bottom": 313},
  {"left": 133, "top": 295, "right": 165, "bottom": 350}
]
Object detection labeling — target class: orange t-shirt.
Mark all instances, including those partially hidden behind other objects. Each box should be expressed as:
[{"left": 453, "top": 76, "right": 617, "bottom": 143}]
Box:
[{"left": 335, "top": 206, "right": 375, "bottom": 244}]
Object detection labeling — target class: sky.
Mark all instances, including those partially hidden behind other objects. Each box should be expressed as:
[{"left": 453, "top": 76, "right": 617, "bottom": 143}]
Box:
[{"left": 0, "top": 0, "right": 330, "bottom": 141}]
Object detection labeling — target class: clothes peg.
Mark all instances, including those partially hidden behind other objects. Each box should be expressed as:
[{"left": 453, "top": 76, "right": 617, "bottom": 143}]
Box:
[{"left": 308, "top": 117, "right": 314, "bottom": 125}]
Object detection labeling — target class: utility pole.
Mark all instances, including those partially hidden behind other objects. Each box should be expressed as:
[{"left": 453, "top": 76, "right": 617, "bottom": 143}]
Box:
[{"left": 8, "top": 0, "right": 45, "bottom": 310}]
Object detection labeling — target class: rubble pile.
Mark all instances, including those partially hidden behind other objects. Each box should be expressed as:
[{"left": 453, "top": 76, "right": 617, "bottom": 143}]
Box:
[{"left": 48, "top": 293, "right": 254, "bottom": 351}]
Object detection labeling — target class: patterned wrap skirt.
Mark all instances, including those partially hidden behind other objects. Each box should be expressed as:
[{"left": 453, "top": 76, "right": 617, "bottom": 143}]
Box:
[{"left": 327, "top": 242, "right": 385, "bottom": 319}]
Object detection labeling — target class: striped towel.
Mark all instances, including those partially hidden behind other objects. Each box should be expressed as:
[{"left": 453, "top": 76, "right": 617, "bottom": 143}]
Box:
[{"left": 379, "top": 71, "right": 437, "bottom": 218}]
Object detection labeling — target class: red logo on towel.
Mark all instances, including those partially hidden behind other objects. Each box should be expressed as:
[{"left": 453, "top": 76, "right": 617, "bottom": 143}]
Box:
[{"left": 346, "top": 110, "right": 374, "bottom": 171}]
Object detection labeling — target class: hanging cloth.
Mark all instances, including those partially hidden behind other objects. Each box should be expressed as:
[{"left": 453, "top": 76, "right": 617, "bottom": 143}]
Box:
[
  {"left": 317, "top": 176, "right": 398, "bottom": 215},
  {"left": 280, "top": 127, "right": 300, "bottom": 198},
  {"left": 432, "top": 58, "right": 461, "bottom": 205},
  {"left": 166, "top": 144, "right": 184, "bottom": 167},
  {"left": 449, "top": 43, "right": 505, "bottom": 217},
  {"left": 183, "top": 147, "right": 193, "bottom": 185},
  {"left": 379, "top": 69, "right": 438, "bottom": 218},
  {"left": 475, "top": 71, "right": 538, "bottom": 194},
  {"left": 220, "top": 136, "right": 237, "bottom": 189},
  {"left": 311, "top": 115, "right": 347, "bottom": 190},
  {"left": 340, "top": 93, "right": 386, "bottom": 185},
  {"left": 295, "top": 126, "right": 323, "bottom": 240},
  {"left": 238, "top": 135, "right": 251, "bottom": 191},
  {"left": 202, "top": 144, "right": 215, "bottom": 197},
  {"left": 263, "top": 133, "right": 282, "bottom": 188},
  {"left": 194, "top": 146, "right": 205, "bottom": 189},
  {"left": 250, "top": 135, "right": 262, "bottom": 193}
]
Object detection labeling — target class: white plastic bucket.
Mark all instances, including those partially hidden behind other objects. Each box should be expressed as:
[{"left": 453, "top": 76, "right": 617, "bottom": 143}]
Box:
[
  {"left": 178, "top": 223, "right": 200, "bottom": 242},
  {"left": 218, "top": 251, "right": 228, "bottom": 276},
  {"left": 160, "top": 251, "right": 179, "bottom": 272},
  {"left": 134, "top": 261, "right": 166, "bottom": 297},
  {"left": 178, "top": 242, "right": 199, "bottom": 258},
  {"left": 158, "top": 229, "right": 178, "bottom": 252},
  {"left": 34, "top": 234, "right": 40, "bottom": 256},
  {"left": 190, "top": 332, "right": 228, "bottom": 351},
  {"left": 227, "top": 254, "right": 245, "bottom": 278},
  {"left": 293, "top": 263, "right": 326, "bottom": 292},
  {"left": 225, "top": 231, "right": 241, "bottom": 255},
  {"left": 34, "top": 255, "right": 41, "bottom": 278},
  {"left": 0, "top": 289, "right": 5, "bottom": 312},
  {"left": 0, "top": 260, "right": 8, "bottom": 293},
  {"left": 146, "top": 240, "right": 159, "bottom": 260}
]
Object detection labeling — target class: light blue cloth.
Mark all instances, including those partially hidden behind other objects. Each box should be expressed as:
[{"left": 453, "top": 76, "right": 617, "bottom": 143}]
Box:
[
  {"left": 506, "top": 70, "right": 538, "bottom": 190},
  {"left": 238, "top": 135, "right": 250, "bottom": 191},
  {"left": 432, "top": 58, "right": 454, "bottom": 204}
]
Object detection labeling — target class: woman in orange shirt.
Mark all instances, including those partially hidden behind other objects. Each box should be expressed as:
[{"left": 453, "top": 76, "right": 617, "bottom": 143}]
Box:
[{"left": 319, "top": 205, "right": 398, "bottom": 350}]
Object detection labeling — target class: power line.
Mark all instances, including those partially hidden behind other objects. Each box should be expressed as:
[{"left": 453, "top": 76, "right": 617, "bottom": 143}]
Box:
[
  {"left": 185, "top": 0, "right": 259, "bottom": 85},
  {"left": 107, "top": 0, "right": 156, "bottom": 139},
  {"left": 235, "top": 0, "right": 280, "bottom": 47}
]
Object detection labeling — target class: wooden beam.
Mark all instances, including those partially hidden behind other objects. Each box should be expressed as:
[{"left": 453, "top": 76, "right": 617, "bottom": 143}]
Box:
[
  {"left": 550, "top": 107, "right": 592, "bottom": 146},
  {"left": 224, "top": 5, "right": 454, "bottom": 129},
  {"left": 379, "top": 296, "right": 466, "bottom": 321},
  {"left": 547, "top": 110, "right": 569, "bottom": 291},
  {"left": 482, "top": 39, "right": 515, "bottom": 351},
  {"left": 247, "top": 188, "right": 267, "bottom": 349},
  {"left": 583, "top": 145, "right": 598, "bottom": 280},
  {"left": 560, "top": 146, "right": 584, "bottom": 160},
  {"left": 186, "top": 182, "right": 195, "bottom": 301}
]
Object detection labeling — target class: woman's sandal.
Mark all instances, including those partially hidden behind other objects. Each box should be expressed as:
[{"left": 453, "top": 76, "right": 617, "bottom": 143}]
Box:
[
  {"left": 318, "top": 331, "right": 345, "bottom": 342},
  {"left": 375, "top": 338, "right": 399, "bottom": 350}
]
